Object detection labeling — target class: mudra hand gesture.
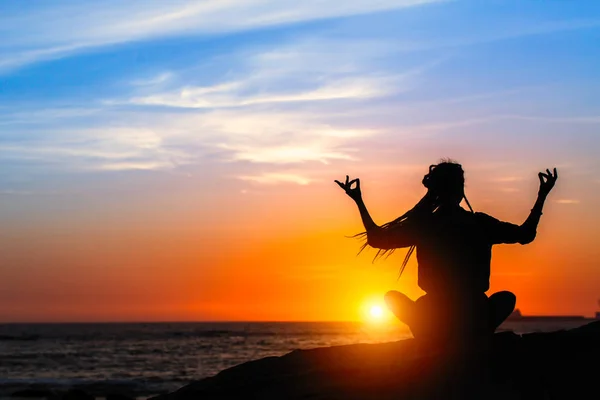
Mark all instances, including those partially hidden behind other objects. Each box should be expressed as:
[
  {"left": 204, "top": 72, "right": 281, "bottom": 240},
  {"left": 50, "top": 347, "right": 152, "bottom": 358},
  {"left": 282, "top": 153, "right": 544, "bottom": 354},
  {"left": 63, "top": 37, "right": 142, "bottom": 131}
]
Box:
[
  {"left": 335, "top": 175, "right": 362, "bottom": 202},
  {"left": 538, "top": 168, "right": 558, "bottom": 197}
]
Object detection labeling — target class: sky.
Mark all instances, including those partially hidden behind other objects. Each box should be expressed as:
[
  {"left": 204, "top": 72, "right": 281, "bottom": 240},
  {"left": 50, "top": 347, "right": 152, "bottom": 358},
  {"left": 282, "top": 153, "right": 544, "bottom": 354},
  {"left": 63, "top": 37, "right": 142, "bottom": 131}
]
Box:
[{"left": 1, "top": 0, "right": 600, "bottom": 323}]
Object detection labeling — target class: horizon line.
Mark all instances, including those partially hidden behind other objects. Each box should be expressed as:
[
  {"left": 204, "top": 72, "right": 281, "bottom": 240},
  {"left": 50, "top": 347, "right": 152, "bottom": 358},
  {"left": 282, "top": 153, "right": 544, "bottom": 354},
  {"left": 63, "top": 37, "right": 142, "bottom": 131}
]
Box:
[
  {"left": 1, "top": 316, "right": 598, "bottom": 325},
  {"left": 0, "top": 319, "right": 377, "bottom": 325}
]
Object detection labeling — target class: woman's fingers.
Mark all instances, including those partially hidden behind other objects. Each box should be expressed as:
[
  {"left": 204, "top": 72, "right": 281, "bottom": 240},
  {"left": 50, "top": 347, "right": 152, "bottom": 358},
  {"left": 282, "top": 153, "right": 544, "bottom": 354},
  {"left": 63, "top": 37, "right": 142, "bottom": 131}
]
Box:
[
  {"left": 538, "top": 168, "right": 558, "bottom": 194},
  {"left": 335, "top": 175, "right": 360, "bottom": 192}
]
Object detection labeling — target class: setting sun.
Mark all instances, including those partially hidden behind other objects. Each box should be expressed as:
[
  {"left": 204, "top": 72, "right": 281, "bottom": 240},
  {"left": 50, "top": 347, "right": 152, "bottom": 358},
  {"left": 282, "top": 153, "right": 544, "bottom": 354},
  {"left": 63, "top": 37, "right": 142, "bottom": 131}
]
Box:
[{"left": 369, "top": 305, "right": 384, "bottom": 320}]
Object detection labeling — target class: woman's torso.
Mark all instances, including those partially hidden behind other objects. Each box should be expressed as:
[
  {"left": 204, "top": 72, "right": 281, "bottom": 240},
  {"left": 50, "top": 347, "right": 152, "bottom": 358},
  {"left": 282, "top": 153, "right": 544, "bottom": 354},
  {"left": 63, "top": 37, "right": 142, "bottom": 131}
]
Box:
[{"left": 414, "top": 208, "right": 493, "bottom": 295}]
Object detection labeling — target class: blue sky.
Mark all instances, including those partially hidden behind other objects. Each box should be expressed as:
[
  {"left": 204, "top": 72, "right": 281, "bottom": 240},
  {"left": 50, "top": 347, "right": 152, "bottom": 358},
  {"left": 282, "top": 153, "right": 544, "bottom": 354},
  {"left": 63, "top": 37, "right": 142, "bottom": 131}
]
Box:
[
  {"left": 2, "top": 1, "right": 599, "bottom": 173},
  {"left": 2, "top": 0, "right": 600, "bottom": 223}
]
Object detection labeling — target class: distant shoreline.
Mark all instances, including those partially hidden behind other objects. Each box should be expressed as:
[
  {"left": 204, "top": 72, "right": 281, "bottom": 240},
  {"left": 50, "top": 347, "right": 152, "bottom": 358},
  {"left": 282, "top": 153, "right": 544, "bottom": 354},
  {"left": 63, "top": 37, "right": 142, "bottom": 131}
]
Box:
[
  {"left": 1, "top": 317, "right": 599, "bottom": 325},
  {"left": 506, "top": 315, "right": 589, "bottom": 322},
  {"left": 506, "top": 308, "right": 599, "bottom": 322}
]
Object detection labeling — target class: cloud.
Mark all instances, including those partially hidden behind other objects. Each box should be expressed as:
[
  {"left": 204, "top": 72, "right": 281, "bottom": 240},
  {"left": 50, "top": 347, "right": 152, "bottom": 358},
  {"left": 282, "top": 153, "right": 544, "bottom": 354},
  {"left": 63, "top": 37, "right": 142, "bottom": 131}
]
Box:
[
  {"left": 238, "top": 172, "right": 314, "bottom": 185},
  {"left": 118, "top": 37, "right": 422, "bottom": 109},
  {"left": 0, "top": 43, "right": 86, "bottom": 72},
  {"left": 554, "top": 199, "right": 581, "bottom": 205},
  {"left": 97, "top": 37, "right": 411, "bottom": 167},
  {"left": 98, "top": 161, "right": 175, "bottom": 171},
  {"left": 9, "top": 15, "right": 599, "bottom": 182},
  {"left": 1, "top": 34, "right": 407, "bottom": 175},
  {"left": 0, "top": 103, "right": 378, "bottom": 174},
  {"left": 130, "top": 72, "right": 174, "bottom": 87},
  {"left": 126, "top": 76, "right": 397, "bottom": 108},
  {"left": 503, "top": 115, "right": 600, "bottom": 124},
  {"left": 182, "top": 107, "right": 374, "bottom": 164},
  {"left": 494, "top": 176, "right": 525, "bottom": 183},
  {"left": 0, "top": 127, "right": 193, "bottom": 172},
  {"left": 221, "top": 143, "right": 355, "bottom": 164},
  {"left": 0, "top": 0, "right": 444, "bottom": 72},
  {"left": 2, "top": 2, "right": 599, "bottom": 75}
]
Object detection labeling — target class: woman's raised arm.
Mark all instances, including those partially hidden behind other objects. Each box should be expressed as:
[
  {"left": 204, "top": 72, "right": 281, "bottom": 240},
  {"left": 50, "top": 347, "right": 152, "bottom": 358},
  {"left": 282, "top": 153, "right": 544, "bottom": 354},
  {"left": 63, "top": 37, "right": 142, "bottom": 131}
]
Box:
[
  {"left": 481, "top": 168, "right": 558, "bottom": 245},
  {"left": 335, "top": 176, "right": 414, "bottom": 249},
  {"left": 518, "top": 168, "right": 558, "bottom": 243}
]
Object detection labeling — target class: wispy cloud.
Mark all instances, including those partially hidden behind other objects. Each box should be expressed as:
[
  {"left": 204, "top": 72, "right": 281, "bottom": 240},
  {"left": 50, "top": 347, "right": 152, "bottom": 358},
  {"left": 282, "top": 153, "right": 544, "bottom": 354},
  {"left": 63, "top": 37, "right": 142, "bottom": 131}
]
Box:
[
  {"left": 0, "top": 103, "right": 379, "bottom": 174},
  {"left": 1, "top": 34, "right": 407, "bottom": 175},
  {"left": 221, "top": 143, "right": 356, "bottom": 164},
  {"left": 554, "top": 199, "right": 581, "bottom": 205},
  {"left": 98, "top": 161, "right": 175, "bottom": 171},
  {"left": 126, "top": 76, "right": 397, "bottom": 108},
  {"left": 130, "top": 72, "right": 174, "bottom": 87},
  {"left": 0, "top": 127, "right": 192, "bottom": 172},
  {"left": 0, "top": 0, "right": 444, "bottom": 72},
  {"left": 238, "top": 172, "right": 315, "bottom": 185},
  {"left": 4, "top": 6, "right": 599, "bottom": 183},
  {"left": 193, "top": 107, "right": 374, "bottom": 164},
  {"left": 97, "top": 37, "right": 413, "bottom": 169},
  {"left": 494, "top": 176, "right": 525, "bottom": 183},
  {"left": 503, "top": 115, "right": 600, "bottom": 124},
  {"left": 117, "top": 37, "right": 421, "bottom": 109}
]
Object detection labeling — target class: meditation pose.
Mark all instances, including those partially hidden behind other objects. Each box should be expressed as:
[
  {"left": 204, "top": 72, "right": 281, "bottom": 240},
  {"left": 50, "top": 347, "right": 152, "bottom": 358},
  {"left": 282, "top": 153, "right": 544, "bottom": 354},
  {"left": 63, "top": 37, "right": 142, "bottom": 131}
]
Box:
[{"left": 336, "top": 161, "right": 558, "bottom": 339}]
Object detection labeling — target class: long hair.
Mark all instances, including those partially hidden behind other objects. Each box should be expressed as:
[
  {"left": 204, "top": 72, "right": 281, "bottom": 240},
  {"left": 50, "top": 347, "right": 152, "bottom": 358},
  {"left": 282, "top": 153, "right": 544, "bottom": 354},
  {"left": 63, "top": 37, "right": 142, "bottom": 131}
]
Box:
[{"left": 354, "top": 160, "right": 474, "bottom": 279}]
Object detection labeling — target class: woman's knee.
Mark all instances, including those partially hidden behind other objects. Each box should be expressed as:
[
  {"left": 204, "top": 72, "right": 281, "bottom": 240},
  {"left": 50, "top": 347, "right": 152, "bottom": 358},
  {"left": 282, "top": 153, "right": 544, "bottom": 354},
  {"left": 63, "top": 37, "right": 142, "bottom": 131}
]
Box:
[
  {"left": 384, "top": 291, "right": 413, "bottom": 307},
  {"left": 490, "top": 291, "right": 517, "bottom": 308},
  {"left": 384, "top": 291, "right": 417, "bottom": 327}
]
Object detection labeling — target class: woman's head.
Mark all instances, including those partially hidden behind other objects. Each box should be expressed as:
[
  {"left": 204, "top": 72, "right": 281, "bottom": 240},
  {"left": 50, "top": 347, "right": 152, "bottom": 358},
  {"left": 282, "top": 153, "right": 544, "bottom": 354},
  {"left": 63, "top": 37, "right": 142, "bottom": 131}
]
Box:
[
  {"left": 423, "top": 161, "right": 466, "bottom": 206},
  {"left": 353, "top": 158, "right": 473, "bottom": 278}
]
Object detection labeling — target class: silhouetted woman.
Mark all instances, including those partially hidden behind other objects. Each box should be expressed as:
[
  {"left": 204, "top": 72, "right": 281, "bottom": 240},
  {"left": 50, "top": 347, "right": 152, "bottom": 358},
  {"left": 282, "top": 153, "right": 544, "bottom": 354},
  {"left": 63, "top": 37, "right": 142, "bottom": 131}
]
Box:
[{"left": 336, "top": 161, "right": 558, "bottom": 339}]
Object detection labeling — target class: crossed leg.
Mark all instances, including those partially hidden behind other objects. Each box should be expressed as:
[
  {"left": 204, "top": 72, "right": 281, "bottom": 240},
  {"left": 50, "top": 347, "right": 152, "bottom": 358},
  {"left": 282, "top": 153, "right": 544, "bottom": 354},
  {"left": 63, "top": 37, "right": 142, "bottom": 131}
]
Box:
[
  {"left": 384, "top": 291, "right": 423, "bottom": 337},
  {"left": 488, "top": 290, "right": 517, "bottom": 331},
  {"left": 385, "top": 290, "right": 517, "bottom": 337}
]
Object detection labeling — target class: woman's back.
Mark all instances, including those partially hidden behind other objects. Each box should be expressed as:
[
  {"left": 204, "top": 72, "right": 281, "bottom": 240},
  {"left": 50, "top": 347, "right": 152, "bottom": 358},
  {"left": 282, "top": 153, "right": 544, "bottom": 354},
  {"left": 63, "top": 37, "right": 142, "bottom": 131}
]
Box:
[
  {"left": 415, "top": 206, "right": 532, "bottom": 295},
  {"left": 415, "top": 207, "right": 495, "bottom": 295}
]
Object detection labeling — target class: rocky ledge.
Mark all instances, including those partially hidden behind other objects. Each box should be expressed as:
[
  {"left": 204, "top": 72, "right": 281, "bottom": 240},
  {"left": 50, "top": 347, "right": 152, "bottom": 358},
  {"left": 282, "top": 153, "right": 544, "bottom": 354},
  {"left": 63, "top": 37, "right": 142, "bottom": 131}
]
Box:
[{"left": 150, "top": 321, "right": 600, "bottom": 400}]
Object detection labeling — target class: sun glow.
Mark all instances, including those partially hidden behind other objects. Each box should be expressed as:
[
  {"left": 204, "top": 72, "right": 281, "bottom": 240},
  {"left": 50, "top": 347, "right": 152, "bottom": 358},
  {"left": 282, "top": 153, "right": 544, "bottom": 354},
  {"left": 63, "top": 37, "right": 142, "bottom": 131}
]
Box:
[
  {"left": 361, "top": 296, "right": 393, "bottom": 324},
  {"left": 370, "top": 305, "right": 384, "bottom": 318}
]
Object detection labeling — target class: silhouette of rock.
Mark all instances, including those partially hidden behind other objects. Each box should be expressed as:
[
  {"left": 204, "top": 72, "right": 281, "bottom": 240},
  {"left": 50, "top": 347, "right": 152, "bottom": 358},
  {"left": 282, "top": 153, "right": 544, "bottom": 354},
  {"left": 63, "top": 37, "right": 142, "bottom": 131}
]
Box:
[
  {"left": 62, "top": 389, "right": 94, "bottom": 400},
  {"left": 11, "top": 389, "right": 56, "bottom": 399},
  {"left": 106, "top": 394, "right": 135, "bottom": 400},
  {"left": 148, "top": 321, "right": 600, "bottom": 400}
]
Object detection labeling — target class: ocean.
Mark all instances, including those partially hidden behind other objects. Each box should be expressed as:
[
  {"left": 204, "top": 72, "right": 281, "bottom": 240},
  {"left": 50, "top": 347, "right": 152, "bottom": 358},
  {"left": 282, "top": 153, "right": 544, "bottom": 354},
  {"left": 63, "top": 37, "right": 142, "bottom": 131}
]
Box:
[{"left": 0, "top": 320, "right": 593, "bottom": 399}]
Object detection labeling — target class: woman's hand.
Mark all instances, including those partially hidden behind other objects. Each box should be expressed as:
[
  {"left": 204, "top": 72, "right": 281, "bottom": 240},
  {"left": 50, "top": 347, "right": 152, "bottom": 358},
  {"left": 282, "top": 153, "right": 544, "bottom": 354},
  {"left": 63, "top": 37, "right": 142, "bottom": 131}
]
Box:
[
  {"left": 335, "top": 175, "right": 362, "bottom": 202},
  {"left": 538, "top": 168, "right": 558, "bottom": 197}
]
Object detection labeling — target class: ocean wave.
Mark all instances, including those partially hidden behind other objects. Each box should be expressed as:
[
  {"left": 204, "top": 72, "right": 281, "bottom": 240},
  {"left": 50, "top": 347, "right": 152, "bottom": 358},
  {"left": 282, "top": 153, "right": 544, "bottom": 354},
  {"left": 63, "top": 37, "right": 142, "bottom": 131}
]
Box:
[
  {"left": 0, "top": 329, "right": 328, "bottom": 342},
  {"left": 0, "top": 377, "right": 178, "bottom": 397},
  {"left": 0, "top": 335, "right": 40, "bottom": 342}
]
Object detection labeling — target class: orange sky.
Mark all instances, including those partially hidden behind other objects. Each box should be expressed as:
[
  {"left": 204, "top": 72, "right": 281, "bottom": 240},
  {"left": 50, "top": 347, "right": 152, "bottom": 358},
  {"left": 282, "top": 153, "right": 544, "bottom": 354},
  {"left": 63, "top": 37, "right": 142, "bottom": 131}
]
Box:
[{"left": 2, "top": 158, "right": 599, "bottom": 323}]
